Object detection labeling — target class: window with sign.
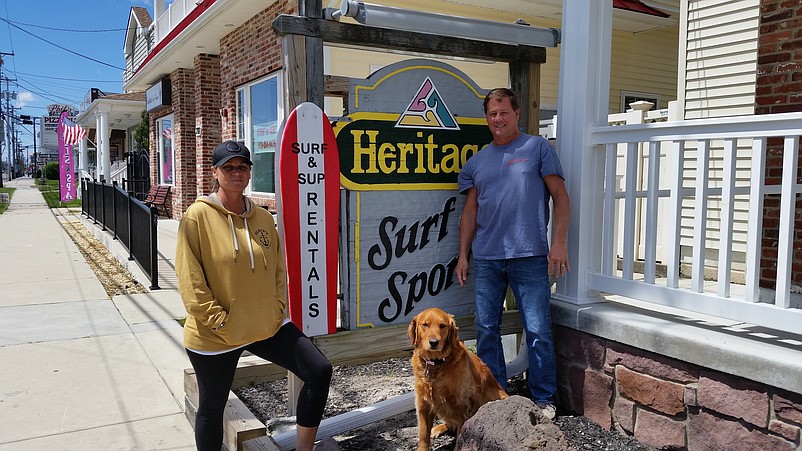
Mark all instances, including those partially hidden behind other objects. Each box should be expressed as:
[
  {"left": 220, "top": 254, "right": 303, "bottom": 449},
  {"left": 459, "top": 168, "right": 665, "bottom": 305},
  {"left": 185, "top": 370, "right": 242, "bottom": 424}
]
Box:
[
  {"left": 236, "top": 73, "right": 283, "bottom": 194},
  {"left": 157, "top": 115, "right": 174, "bottom": 185}
]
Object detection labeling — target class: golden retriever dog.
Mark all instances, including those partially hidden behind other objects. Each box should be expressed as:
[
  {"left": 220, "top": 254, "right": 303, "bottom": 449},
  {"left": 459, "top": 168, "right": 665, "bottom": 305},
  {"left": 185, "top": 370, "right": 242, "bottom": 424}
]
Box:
[{"left": 408, "top": 307, "right": 508, "bottom": 451}]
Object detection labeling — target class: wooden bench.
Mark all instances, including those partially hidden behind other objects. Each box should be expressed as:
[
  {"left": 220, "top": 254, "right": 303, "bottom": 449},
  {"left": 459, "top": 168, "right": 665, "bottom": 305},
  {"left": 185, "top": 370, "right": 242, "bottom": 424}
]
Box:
[{"left": 143, "top": 185, "right": 171, "bottom": 217}]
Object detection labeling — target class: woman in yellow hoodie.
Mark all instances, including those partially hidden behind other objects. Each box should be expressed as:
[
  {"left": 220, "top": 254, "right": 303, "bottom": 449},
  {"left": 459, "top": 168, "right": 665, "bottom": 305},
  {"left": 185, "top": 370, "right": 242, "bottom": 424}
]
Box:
[{"left": 176, "top": 141, "right": 332, "bottom": 451}]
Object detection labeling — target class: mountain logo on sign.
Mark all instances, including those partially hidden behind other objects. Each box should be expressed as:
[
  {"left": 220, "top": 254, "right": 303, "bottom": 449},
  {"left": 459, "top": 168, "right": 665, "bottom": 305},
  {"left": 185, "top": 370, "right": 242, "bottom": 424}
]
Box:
[{"left": 395, "top": 77, "right": 460, "bottom": 130}]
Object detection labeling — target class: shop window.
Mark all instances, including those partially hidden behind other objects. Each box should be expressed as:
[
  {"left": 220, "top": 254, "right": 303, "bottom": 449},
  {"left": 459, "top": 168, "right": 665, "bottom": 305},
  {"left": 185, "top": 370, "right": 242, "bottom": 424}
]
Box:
[
  {"left": 236, "top": 73, "right": 283, "bottom": 194},
  {"left": 157, "top": 115, "right": 174, "bottom": 185}
]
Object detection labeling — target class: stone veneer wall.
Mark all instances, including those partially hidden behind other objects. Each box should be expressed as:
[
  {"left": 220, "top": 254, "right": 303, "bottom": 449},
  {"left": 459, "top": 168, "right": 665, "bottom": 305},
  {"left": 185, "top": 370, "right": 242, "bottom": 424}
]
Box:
[{"left": 555, "top": 325, "right": 802, "bottom": 450}]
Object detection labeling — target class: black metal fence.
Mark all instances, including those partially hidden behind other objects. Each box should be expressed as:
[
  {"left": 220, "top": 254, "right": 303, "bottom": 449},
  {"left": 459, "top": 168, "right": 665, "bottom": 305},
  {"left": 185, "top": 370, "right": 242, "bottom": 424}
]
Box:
[{"left": 81, "top": 178, "right": 160, "bottom": 290}]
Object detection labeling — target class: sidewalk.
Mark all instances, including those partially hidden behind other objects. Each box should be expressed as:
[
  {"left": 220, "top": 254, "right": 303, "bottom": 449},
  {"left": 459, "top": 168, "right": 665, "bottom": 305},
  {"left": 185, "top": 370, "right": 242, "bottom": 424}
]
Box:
[{"left": 0, "top": 177, "right": 195, "bottom": 450}]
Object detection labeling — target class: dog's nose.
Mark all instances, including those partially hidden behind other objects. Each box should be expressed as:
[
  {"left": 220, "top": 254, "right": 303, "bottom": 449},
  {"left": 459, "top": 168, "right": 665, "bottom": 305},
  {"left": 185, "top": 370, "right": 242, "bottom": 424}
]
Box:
[{"left": 428, "top": 338, "right": 440, "bottom": 349}]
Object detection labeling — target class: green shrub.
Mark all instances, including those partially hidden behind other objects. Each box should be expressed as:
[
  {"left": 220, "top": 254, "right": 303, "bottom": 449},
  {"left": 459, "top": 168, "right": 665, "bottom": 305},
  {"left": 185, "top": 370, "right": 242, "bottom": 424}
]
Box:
[
  {"left": 35, "top": 169, "right": 42, "bottom": 179},
  {"left": 44, "top": 162, "right": 59, "bottom": 180}
]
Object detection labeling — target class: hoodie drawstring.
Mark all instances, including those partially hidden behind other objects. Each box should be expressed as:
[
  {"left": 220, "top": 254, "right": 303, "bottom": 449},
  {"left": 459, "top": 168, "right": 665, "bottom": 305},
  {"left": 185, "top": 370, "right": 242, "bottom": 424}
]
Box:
[
  {"left": 244, "top": 217, "right": 255, "bottom": 272},
  {"left": 227, "top": 210, "right": 257, "bottom": 272},
  {"left": 228, "top": 215, "right": 239, "bottom": 261}
]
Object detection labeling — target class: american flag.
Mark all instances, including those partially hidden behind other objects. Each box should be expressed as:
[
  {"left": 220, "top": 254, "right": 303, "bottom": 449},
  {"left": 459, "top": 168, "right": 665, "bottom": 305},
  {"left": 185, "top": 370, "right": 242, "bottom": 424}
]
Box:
[{"left": 62, "top": 118, "right": 87, "bottom": 146}]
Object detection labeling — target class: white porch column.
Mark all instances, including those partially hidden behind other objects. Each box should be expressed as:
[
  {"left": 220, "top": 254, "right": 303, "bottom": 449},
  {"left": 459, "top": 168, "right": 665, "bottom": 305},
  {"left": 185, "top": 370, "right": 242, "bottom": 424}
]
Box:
[
  {"left": 553, "top": 0, "right": 613, "bottom": 304},
  {"left": 79, "top": 136, "right": 88, "bottom": 176},
  {"left": 94, "top": 110, "right": 102, "bottom": 180},
  {"left": 98, "top": 105, "right": 111, "bottom": 182}
]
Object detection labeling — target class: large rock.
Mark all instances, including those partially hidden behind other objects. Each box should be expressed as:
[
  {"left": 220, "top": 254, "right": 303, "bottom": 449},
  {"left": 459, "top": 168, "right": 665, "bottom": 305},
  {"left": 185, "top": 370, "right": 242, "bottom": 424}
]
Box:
[{"left": 455, "top": 395, "right": 575, "bottom": 451}]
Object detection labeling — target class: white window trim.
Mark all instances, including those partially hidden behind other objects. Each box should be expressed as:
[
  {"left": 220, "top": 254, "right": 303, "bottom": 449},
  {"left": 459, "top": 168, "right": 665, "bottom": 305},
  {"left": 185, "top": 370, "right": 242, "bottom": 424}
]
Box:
[
  {"left": 236, "top": 71, "right": 284, "bottom": 197},
  {"left": 157, "top": 114, "right": 175, "bottom": 186}
]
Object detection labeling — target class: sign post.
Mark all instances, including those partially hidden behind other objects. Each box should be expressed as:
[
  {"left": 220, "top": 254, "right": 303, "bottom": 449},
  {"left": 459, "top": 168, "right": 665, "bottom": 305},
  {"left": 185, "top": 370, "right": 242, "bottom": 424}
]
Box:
[{"left": 279, "top": 102, "right": 340, "bottom": 336}]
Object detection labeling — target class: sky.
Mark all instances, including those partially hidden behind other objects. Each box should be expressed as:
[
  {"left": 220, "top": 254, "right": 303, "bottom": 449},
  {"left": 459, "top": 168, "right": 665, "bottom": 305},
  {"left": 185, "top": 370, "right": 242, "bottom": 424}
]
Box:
[{"left": 0, "top": 0, "right": 154, "bottom": 150}]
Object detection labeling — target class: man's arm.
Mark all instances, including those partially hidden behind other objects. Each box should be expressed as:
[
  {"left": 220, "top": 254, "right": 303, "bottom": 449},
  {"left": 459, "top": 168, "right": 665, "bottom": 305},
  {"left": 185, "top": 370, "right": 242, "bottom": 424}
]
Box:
[
  {"left": 455, "top": 188, "right": 478, "bottom": 287},
  {"left": 544, "top": 174, "right": 570, "bottom": 277}
]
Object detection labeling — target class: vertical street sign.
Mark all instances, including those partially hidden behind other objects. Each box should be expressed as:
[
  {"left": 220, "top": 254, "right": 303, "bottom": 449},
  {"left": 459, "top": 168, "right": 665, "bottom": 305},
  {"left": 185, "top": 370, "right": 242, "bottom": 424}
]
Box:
[{"left": 279, "top": 102, "right": 340, "bottom": 336}]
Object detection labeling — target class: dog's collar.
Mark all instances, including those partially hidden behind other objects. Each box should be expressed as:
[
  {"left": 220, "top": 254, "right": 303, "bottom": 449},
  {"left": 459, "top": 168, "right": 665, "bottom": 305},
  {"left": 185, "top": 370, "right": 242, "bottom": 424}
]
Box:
[
  {"left": 423, "top": 357, "right": 446, "bottom": 366},
  {"left": 422, "top": 357, "right": 446, "bottom": 379}
]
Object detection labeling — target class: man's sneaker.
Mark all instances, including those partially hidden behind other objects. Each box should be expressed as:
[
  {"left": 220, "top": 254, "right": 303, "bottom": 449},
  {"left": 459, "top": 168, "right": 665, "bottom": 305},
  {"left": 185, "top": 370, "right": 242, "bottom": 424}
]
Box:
[{"left": 537, "top": 402, "right": 557, "bottom": 421}]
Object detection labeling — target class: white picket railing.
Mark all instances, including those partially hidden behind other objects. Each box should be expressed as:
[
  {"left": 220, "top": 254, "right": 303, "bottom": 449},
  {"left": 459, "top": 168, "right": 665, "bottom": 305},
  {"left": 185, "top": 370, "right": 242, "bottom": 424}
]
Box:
[
  {"left": 588, "top": 112, "right": 802, "bottom": 335},
  {"left": 155, "top": 0, "right": 198, "bottom": 44},
  {"left": 109, "top": 160, "right": 128, "bottom": 186}
]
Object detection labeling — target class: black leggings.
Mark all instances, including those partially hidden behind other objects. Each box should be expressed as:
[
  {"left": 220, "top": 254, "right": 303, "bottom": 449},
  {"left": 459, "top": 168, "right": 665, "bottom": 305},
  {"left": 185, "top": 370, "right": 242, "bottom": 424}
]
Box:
[{"left": 186, "top": 322, "right": 332, "bottom": 451}]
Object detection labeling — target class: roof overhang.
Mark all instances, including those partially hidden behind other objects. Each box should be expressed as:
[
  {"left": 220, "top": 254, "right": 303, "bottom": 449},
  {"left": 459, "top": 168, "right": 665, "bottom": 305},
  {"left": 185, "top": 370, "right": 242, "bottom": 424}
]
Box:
[
  {"left": 124, "top": 0, "right": 278, "bottom": 92},
  {"left": 446, "top": 0, "right": 677, "bottom": 33},
  {"left": 76, "top": 98, "right": 146, "bottom": 131}
]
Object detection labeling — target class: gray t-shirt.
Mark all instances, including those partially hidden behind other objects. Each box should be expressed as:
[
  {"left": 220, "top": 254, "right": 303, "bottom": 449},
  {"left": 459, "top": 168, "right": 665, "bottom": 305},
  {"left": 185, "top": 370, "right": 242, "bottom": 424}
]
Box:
[{"left": 457, "top": 133, "right": 564, "bottom": 260}]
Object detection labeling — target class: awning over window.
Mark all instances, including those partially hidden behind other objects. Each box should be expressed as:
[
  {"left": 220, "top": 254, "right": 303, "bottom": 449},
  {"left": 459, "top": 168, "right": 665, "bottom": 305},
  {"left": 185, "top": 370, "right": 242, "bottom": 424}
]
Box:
[{"left": 613, "top": 0, "right": 671, "bottom": 18}]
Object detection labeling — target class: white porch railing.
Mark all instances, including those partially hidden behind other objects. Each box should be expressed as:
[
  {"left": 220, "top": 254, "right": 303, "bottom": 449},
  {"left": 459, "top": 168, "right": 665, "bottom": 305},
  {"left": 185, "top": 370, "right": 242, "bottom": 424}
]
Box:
[
  {"left": 109, "top": 160, "right": 127, "bottom": 186},
  {"left": 154, "top": 0, "right": 198, "bottom": 44},
  {"left": 589, "top": 112, "right": 802, "bottom": 335}
]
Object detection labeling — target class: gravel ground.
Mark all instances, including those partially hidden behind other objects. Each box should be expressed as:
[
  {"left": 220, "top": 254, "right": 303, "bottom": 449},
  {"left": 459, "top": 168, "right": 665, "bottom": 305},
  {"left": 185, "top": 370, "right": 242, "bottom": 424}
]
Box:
[
  {"left": 236, "top": 358, "right": 656, "bottom": 451},
  {"left": 61, "top": 218, "right": 149, "bottom": 296}
]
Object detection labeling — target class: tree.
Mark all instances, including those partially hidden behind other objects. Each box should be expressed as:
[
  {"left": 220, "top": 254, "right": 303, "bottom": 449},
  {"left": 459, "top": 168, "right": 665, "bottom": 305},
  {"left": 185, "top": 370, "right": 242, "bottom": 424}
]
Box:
[
  {"left": 133, "top": 110, "right": 149, "bottom": 151},
  {"left": 44, "top": 162, "right": 59, "bottom": 180}
]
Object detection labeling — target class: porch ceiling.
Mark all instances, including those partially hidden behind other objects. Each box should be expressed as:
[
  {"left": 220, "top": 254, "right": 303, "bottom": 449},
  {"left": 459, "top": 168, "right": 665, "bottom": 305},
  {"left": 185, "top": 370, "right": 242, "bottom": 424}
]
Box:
[{"left": 75, "top": 99, "right": 145, "bottom": 131}]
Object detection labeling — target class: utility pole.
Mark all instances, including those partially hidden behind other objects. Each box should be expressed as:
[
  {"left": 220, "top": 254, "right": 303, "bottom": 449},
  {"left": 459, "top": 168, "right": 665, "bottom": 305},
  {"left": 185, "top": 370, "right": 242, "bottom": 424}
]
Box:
[
  {"left": 5, "top": 76, "right": 14, "bottom": 180},
  {"left": 0, "top": 51, "right": 15, "bottom": 184}
]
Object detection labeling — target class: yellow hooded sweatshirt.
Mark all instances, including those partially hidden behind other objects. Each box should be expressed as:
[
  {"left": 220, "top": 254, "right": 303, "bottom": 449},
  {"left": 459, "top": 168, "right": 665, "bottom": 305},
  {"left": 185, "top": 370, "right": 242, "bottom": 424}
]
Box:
[{"left": 176, "top": 194, "right": 287, "bottom": 352}]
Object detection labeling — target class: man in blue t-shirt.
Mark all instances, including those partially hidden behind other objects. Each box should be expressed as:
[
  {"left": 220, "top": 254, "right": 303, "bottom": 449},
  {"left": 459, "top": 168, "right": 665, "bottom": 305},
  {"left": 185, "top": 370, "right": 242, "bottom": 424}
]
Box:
[{"left": 456, "top": 87, "right": 570, "bottom": 420}]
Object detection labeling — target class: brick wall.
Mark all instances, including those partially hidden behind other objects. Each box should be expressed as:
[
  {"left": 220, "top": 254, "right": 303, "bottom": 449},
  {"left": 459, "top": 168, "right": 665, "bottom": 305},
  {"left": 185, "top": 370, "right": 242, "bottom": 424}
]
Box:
[
  {"left": 170, "top": 68, "right": 197, "bottom": 218},
  {"left": 756, "top": 0, "right": 802, "bottom": 288},
  {"left": 145, "top": 2, "right": 297, "bottom": 219},
  {"left": 194, "top": 53, "right": 222, "bottom": 197},
  {"left": 555, "top": 326, "right": 802, "bottom": 450},
  {"left": 218, "top": 0, "right": 296, "bottom": 212}
]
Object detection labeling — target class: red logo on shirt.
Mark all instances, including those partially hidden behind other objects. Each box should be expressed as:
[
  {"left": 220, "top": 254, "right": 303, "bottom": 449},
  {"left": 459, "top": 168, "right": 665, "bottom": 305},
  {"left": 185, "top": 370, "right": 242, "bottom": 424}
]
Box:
[{"left": 506, "top": 158, "right": 529, "bottom": 167}]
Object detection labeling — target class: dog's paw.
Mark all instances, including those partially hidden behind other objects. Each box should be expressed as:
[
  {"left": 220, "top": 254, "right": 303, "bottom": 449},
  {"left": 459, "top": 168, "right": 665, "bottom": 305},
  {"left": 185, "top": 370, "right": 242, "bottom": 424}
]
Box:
[{"left": 430, "top": 423, "right": 448, "bottom": 438}]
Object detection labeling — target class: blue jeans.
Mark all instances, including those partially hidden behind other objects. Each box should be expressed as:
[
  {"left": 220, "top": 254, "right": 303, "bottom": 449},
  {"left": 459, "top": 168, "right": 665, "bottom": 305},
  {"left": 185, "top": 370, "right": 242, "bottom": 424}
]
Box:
[{"left": 473, "top": 256, "right": 557, "bottom": 404}]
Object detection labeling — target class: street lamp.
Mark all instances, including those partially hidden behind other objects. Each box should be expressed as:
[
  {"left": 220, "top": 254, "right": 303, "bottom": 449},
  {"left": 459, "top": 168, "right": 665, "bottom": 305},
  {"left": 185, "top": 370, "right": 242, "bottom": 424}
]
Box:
[{"left": 20, "top": 115, "right": 37, "bottom": 181}]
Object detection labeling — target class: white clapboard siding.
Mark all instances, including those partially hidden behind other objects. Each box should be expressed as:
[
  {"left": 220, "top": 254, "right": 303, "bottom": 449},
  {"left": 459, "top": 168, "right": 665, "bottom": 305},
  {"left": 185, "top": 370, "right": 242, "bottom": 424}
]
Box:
[
  {"left": 683, "top": 0, "right": 759, "bottom": 120},
  {"left": 678, "top": 0, "right": 760, "bottom": 267},
  {"left": 610, "top": 26, "right": 679, "bottom": 113}
]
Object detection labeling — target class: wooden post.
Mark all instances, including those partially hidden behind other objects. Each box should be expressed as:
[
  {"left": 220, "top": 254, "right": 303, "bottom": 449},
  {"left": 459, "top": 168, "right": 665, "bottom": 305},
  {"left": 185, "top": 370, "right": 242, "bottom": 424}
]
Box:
[
  {"left": 510, "top": 61, "right": 541, "bottom": 135},
  {"left": 281, "top": 0, "right": 325, "bottom": 418},
  {"left": 301, "top": 0, "right": 323, "bottom": 107}
]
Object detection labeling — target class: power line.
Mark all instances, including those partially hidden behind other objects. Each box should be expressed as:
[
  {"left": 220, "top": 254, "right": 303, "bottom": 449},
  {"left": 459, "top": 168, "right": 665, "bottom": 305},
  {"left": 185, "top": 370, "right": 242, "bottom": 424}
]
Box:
[
  {"left": 2, "top": 19, "right": 133, "bottom": 33},
  {"left": 12, "top": 71, "right": 121, "bottom": 83},
  {"left": 0, "top": 17, "right": 125, "bottom": 71},
  {"left": 17, "top": 81, "right": 78, "bottom": 105},
  {"left": 14, "top": 72, "right": 107, "bottom": 94}
]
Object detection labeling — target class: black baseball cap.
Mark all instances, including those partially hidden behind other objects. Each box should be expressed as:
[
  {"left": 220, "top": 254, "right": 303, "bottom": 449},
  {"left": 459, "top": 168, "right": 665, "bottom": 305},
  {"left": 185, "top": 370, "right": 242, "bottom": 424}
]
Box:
[{"left": 212, "top": 140, "right": 253, "bottom": 167}]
